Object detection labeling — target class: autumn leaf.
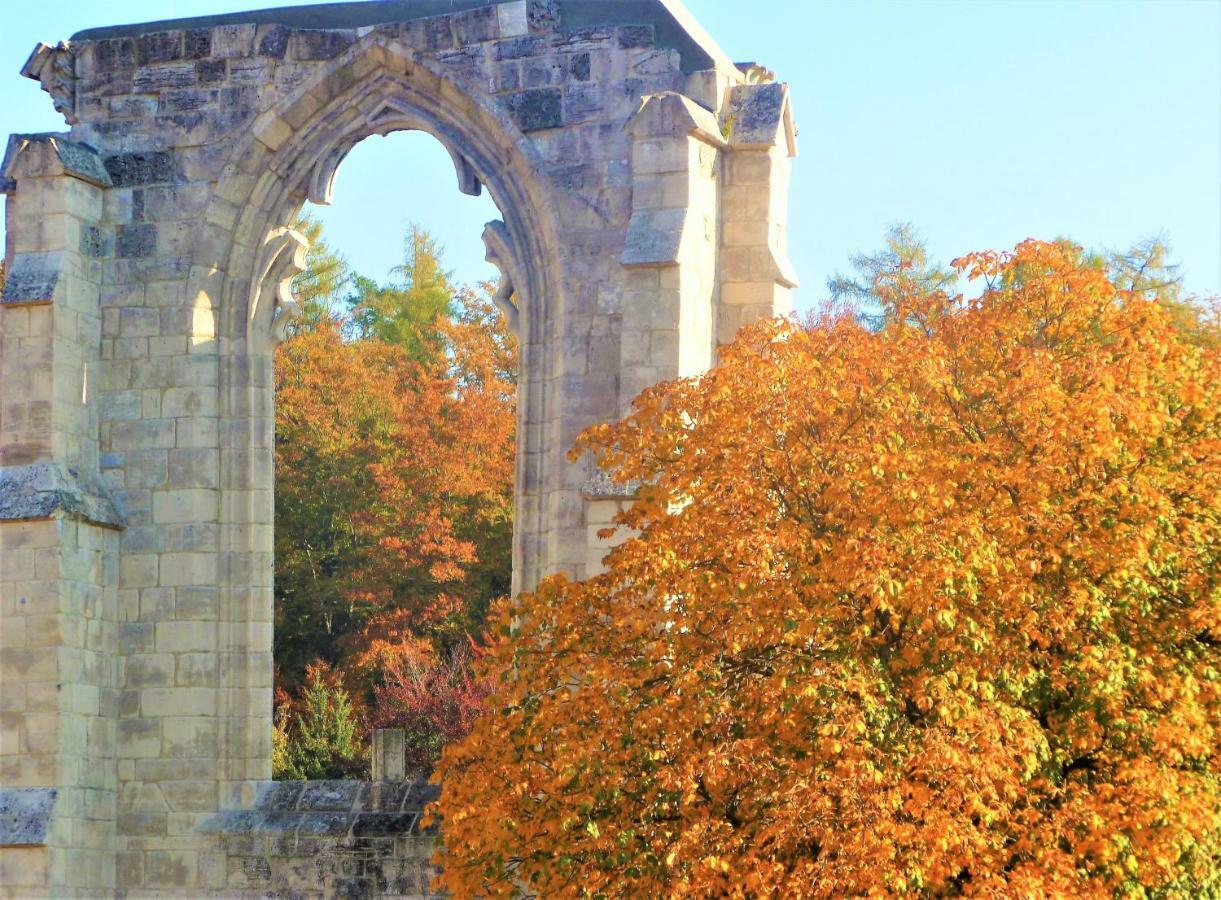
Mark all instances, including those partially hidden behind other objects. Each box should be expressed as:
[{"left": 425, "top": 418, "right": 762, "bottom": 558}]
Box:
[{"left": 434, "top": 240, "right": 1220, "bottom": 897}]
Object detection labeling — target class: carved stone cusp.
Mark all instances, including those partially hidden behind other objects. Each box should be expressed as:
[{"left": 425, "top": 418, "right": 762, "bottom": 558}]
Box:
[
  {"left": 365, "top": 98, "right": 482, "bottom": 196},
  {"left": 482, "top": 219, "right": 523, "bottom": 336},
  {"left": 734, "top": 61, "right": 775, "bottom": 85},
  {"left": 22, "top": 42, "right": 77, "bottom": 125},
  {"left": 452, "top": 153, "right": 481, "bottom": 197},
  {"left": 307, "top": 141, "right": 350, "bottom": 205},
  {"left": 251, "top": 227, "right": 309, "bottom": 347}
]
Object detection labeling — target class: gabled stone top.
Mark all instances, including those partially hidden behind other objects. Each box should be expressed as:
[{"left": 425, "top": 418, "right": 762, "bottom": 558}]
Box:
[
  {"left": 722, "top": 82, "right": 798, "bottom": 157},
  {"left": 67, "top": 0, "right": 734, "bottom": 75},
  {"left": 0, "top": 133, "right": 112, "bottom": 193}
]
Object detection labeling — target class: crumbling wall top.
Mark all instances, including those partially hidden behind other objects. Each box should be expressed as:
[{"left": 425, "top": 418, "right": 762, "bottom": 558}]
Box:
[{"left": 67, "top": 0, "right": 739, "bottom": 75}]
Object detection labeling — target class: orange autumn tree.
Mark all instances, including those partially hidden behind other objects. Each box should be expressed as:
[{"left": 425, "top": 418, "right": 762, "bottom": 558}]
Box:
[
  {"left": 435, "top": 240, "right": 1220, "bottom": 896},
  {"left": 274, "top": 286, "right": 515, "bottom": 696}
]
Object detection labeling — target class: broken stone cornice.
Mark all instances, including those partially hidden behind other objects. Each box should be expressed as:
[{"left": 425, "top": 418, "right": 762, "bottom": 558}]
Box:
[{"left": 21, "top": 41, "right": 78, "bottom": 125}]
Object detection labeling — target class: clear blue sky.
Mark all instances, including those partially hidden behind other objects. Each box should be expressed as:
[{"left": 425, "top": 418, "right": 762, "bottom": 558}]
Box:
[{"left": 2, "top": 0, "right": 1218, "bottom": 309}]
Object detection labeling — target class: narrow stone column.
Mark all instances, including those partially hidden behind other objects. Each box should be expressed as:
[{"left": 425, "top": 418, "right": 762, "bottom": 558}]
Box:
[
  {"left": 717, "top": 81, "right": 799, "bottom": 342},
  {"left": 0, "top": 134, "right": 123, "bottom": 893},
  {"left": 371, "top": 729, "right": 407, "bottom": 782},
  {"left": 576, "top": 91, "right": 730, "bottom": 576},
  {"left": 619, "top": 91, "right": 727, "bottom": 413},
  {"left": 1, "top": 134, "right": 112, "bottom": 471}
]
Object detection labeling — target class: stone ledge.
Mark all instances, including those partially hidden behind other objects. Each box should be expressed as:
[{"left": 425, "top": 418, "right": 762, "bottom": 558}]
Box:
[
  {"left": 0, "top": 788, "right": 56, "bottom": 846},
  {"left": 0, "top": 462, "right": 125, "bottom": 528},
  {"left": 200, "top": 778, "right": 441, "bottom": 838}
]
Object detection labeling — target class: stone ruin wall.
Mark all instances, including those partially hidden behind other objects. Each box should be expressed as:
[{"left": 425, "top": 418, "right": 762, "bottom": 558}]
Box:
[{"left": 0, "top": 1, "right": 797, "bottom": 894}]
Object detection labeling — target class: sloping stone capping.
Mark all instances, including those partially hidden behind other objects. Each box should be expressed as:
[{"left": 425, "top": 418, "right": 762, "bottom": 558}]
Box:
[
  {"left": 0, "top": 462, "right": 124, "bottom": 527},
  {"left": 0, "top": 134, "right": 112, "bottom": 193},
  {"left": 199, "top": 778, "right": 441, "bottom": 897},
  {"left": 0, "top": 0, "right": 797, "bottom": 894},
  {"left": 0, "top": 787, "right": 57, "bottom": 846}
]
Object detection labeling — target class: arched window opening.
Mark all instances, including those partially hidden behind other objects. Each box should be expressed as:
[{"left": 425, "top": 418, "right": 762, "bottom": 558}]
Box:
[{"left": 270, "top": 130, "right": 516, "bottom": 781}]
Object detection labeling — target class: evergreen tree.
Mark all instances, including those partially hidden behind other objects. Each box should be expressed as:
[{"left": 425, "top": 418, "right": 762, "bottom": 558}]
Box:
[
  {"left": 288, "top": 211, "right": 350, "bottom": 334},
  {"left": 272, "top": 663, "right": 366, "bottom": 780},
  {"left": 345, "top": 225, "right": 456, "bottom": 359}
]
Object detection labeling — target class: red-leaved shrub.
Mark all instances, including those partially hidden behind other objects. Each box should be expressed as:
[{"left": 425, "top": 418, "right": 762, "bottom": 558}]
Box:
[{"left": 373, "top": 639, "right": 494, "bottom": 770}]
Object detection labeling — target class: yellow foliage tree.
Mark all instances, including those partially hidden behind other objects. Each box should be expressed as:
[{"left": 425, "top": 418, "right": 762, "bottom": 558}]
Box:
[{"left": 434, "top": 240, "right": 1220, "bottom": 896}]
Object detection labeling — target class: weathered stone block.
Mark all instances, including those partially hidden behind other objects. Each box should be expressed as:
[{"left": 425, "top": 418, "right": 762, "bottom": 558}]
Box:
[
  {"left": 175, "top": 586, "right": 218, "bottom": 618},
  {"left": 0, "top": 787, "right": 56, "bottom": 845},
  {"left": 80, "top": 224, "right": 110, "bottom": 258},
  {"left": 103, "top": 151, "right": 176, "bottom": 187},
  {"left": 288, "top": 29, "right": 355, "bottom": 61},
  {"left": 257, "top": 25, "right": 289, "bottom": 59},
  {"left": 618, "top": 24, "right": 655, "bottom": 49},
  {"left": 299, "top": 781, "right": 361, "bottom": 812},
  {"left": 132, "top": 62, "right": 198, "bottom": 92},
  {"left": 297, "top": 811, "right": 352, "bottom": 836},
  {"left": 554, "top": 25, "right": 613, "bottom": 51},
  {"left": 371, "top": 729, "right": 406, "bottom": 782},
  {"left": 120, "top": 553, "right": 159, "bottom": 588},
  {"left": 110, "top": 419, "right": 176, "bottom": 451},
  {"left": 569, "top": 51, "right": 591, "bottom": 81},
  {"left": 196, "top": 58, "right": 227, "bottom": 85},
  {"left": 420, "top": 16, "right": 455, "bottom": 51},
  {"left": 154, "top": 620, "right": 216, "bottom": 653},
  {"left": 184, "top": 29, "right": 213, "bottom": 60},
  {"left": 1, "top": 254, "right": 59, "bottom": 304},
  {"left": 137, "top": 32, "right": 183, "bottom": 66},
  {"left": 506, "top": 87, "right": 563, "bottom": 131},
  {"left": 152, "top": 490, "right": 218, "bottom": 525},
  {"left": 495, "top": 34, "right": 546, "bottom": 60},
  {"left": 118, "top": 717, "right": 163, "bottom": 756},
  {"left": 140, "top": 687, "right": 216, "bottom": 717},
  {"left": 115, "top": 223, "right": 157, "bottom": 258},
  {"left": 93, "top": 37, "right": 137, "bottom": 70},
  {"left": 159, "top": 779, "right": 216, "bottom": 811},
  {"left": 454, "top": 6, "right": 500, "bottom": 44},
  {"left": 254, "top": 781, "right": 302, "bottom": 811},
  {"left": 144, "top": 849, "right": 197, "bottom": 887},
  {"left": 175, "top": 653, "right": 217, "bottom": 686}
]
